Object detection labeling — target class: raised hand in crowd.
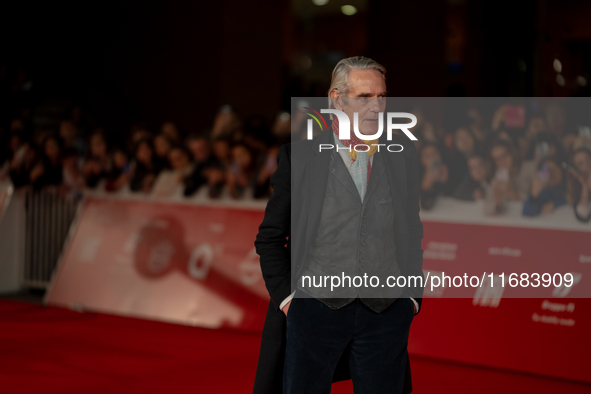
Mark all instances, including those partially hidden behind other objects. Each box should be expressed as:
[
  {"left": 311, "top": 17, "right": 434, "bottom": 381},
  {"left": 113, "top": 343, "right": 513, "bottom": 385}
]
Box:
[{"left": 523, "top": 159, "right": 566, "bottom": 216}]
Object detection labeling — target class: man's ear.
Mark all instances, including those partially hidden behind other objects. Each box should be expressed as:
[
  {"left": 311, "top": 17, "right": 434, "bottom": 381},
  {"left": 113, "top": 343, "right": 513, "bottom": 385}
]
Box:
[{"left": 330, "top": 90, "right": 343, "bottom": 111}]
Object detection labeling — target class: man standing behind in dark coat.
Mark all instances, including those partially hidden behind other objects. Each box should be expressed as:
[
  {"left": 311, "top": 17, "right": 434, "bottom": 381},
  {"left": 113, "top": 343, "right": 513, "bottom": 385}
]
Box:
[{"left": 254, "top": 56, "right": 424, "bottom": 394}]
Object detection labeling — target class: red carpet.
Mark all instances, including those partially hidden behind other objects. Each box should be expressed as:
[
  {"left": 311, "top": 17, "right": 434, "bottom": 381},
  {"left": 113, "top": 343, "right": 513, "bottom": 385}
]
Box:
[{"left": 1, "top": 300, "right": 589, "bottom": 394}]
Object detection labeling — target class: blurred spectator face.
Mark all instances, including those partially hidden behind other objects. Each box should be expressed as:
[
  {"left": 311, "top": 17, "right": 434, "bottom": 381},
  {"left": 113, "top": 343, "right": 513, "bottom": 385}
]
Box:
[
  {"left": 232, "top": 145, "right": 252, "bottom": 169},
  {"left": 420, "top": 127, "right": 438, "bottom": 144},
  {"left": 136, "top": 141, "right": 153, "bottom": 165},
  {"left": 466, "top": 109, "right": 485, "bottom": 141},
  {"left": 573, "top": 150, "right": 591, "bottom": 175},
  {"left": 130, "top": 128, "right": 150, "bottom": 145},
  {"left": 188, "top": 138, "right": 210, "bottom": 163},
  {"left": 212, "top": 106, "right": 241, "bottom": 139},
  {"left": 169, "top": 148, "right": 190, "bottom": 170},
  {"left": 420, "top": 145, "right": 441, "bottom": 168},
  {"left": 213, "top": 139, "right": 230, "bottom": 162},
  {"left": 161, "top": 122, "right": 180, "bottom": 142},
  {"left": 154, "top": 134, "right": 172, "bottom": 158},
  {"left": 90, "top": 134, "right": 107, "bottom": 158},
  {"left": 260, "top": 146, "right": 280, "bottom": 180},
  {"left": 113, "top": 150, "right": 128, "bottom": 169},
  {"left": 491, "top": 145, "right": 513, "bottom": 171},
  {"left": 525, "top": 116, "right": 547, "bottom": 139},
  {"left": 59, "top": 120, "right": 77, "bottom": 142},
  {"left": 467, "top": 108, "right": 483, "bottom": 128},
  {"left": 468, "top": 156, "right": 487, "bottom": 182},
  {"left": 44, "top": 138, "right": 61, "bottom": 161},
  {"left": 454, "top": 128, "right": 474, "bottom": 155}
]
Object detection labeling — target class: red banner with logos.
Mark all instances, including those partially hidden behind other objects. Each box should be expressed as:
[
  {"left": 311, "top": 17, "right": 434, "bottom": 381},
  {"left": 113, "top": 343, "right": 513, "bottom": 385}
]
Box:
[
  {"left": 46, "top": 197, "right": 269, "bottom": 332},
  {"left": 413, "top": 221, "right": 591, "bottom": 383},
  {"left": 45, "top": 197, "right": 590, "bottom": 383}
]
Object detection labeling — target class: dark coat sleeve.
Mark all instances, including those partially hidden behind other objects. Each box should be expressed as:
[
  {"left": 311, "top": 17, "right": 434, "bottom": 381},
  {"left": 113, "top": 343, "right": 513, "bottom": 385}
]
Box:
[
  {"left": 405, "top": 141, "right": 425, "bottom": 313},
  {"left": 254, "top": 144, "right": 292, "bottom": 311}
]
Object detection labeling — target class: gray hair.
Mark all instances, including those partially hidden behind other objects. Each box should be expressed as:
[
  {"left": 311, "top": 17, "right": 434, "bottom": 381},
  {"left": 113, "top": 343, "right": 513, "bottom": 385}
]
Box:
[{"left": 328, "top": 56, "right": 386, "bottom": 110}]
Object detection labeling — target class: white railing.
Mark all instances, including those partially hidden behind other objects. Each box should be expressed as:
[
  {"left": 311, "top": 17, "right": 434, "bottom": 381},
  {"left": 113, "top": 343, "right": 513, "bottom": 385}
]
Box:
[{"left": 22, "top": 189, "right": 79, "bottom": 288}]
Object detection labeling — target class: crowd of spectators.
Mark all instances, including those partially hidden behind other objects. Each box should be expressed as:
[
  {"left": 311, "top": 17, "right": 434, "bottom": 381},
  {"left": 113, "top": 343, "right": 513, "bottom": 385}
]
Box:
[
  {"left": 410, "top": 102, "right": 591, "bottom": 223},
  {"left": 0, "top": 105, "right": 290, "bottom": 202},
  {"left": 1, "top": 95, "right": 591, "bottom": 224}
]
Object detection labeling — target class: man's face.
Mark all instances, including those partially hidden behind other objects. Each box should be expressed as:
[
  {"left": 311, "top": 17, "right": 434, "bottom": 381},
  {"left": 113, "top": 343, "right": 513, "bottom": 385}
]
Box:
[{"left": 332, "top": 69, "right": 387, "bottom": 137}]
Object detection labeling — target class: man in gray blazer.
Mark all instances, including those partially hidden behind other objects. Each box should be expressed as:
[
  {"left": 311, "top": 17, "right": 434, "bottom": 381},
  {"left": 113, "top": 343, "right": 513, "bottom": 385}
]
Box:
[{"left": 254, "top": 56, "right": 424, "bottom": 394}]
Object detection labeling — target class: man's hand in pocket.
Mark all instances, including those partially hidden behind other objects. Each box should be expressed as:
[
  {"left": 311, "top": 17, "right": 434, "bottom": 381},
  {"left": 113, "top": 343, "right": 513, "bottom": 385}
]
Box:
[{"left": 282, "top": 300, "right": 292, "bottom": 316}]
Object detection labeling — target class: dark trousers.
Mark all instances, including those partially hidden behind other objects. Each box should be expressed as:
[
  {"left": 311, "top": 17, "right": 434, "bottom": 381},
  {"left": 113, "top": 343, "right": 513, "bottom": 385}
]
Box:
[{"left": 284, "top": 294, "right": 414, "bottom": 394}]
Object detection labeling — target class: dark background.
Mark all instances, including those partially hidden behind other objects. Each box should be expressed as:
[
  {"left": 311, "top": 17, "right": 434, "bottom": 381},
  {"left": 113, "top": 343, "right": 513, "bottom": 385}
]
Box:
[{"left": 2, "top": 0, "right": 591, "bottom": 137}]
